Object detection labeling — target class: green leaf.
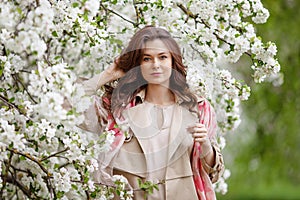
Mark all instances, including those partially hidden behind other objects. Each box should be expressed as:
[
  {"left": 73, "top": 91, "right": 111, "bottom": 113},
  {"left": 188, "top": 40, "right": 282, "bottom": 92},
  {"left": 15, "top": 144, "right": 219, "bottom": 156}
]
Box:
[
  {"left": 143, "top": 5, "right": 149, "bottom": 11},
  {"left": 83, "top": 50, "right": 91, "bottom": 57},
  {"left": 82, "top": 11, "right": 89, "bottom": 22},
  {"left": 57, "top": 191, "right": 65, "bottom": 198},
  {"left": 67, "top": 109, "right": 74, "bottom": 115},
  {"left": 71, "top": 184, "right": 78, "bottom": 190},
  {"left": 20, "top": 155, "right": 26, "bottom": 161},
  {"left": 26, "top": 120, "right": 33, "bottom": 127},
  {"left": 149, "top": 187, "right": 153, "bottom": 194},
  {"left": 16, "top": 7, "right": 22, "bottom": 15},
  {"left": 54, "top": 55, "right": 61, "bottom": 60},
  {"left": 52, "top": 31, "right": 58, "bottom": 37},
  {"left": 57, "top": 124, "right": 64, "bottom": 129},
  {"left": 8, "top": 97, "right": 15, "bottom": 103},
  {"left": 39, "top": 135, "right": 46, "bottom": 141},
  {"left": 137, "top": 178, "right": 142, "bottom": 187},
  {"left": 9, "top": 142, "right": 14, "bottom": 148},
  {"left": 90, "top": 191, "right": 97, "bottom": 198},
  {"left": 72, "top": 2, "right": 79, "bottom": 8},
  {"left": 66, "top": 66, "right": 75, "bottom": 70}
]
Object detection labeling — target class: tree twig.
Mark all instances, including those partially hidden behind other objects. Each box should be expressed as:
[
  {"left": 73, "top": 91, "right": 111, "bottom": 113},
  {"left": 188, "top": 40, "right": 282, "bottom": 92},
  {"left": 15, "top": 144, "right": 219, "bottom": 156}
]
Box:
[
  {"left": 0, "top": 152, "right": 13, "bottom": 197},
  {"left": 100, "top": 3, "right": 137, "bottom": 27},
  {"left": 1, "top": 174, "right": 39, "bottom": 199},
  {"left": 12, "top": 74, "right": 38, "bottom": 104},
  {"left": 39, "top": 147, "right": 70, "bottom": 162},
  {"left": 6, "top": 148, "right": 50, "bottom": 177},
  {"left": 0, "top": 94, "right": 24, "bottom": 114},
  {"left": 133, "top": 0, "right": 142, "bottom": 25}
]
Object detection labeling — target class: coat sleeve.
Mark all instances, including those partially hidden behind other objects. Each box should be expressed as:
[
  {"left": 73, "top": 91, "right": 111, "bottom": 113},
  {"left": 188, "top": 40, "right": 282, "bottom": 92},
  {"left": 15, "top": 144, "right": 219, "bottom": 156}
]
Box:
[
  {"left": 198, "top": 98, "right": 225, "bottom": 183},
  {"left": 77, "top": 75, "right": 109, "bottom": 134}
]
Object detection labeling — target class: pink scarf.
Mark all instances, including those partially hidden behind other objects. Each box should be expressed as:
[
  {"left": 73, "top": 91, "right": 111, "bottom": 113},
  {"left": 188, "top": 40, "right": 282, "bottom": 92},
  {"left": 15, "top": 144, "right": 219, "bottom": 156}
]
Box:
[{"left": 192, "top": 99, "right": 217, "bottom": 200}]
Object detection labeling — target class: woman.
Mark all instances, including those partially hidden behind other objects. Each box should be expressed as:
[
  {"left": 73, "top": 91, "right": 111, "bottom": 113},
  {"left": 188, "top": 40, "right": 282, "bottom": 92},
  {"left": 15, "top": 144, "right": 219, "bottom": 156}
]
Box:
[{"left": 81, "top": 26, "right": 224, "bottom": 200}]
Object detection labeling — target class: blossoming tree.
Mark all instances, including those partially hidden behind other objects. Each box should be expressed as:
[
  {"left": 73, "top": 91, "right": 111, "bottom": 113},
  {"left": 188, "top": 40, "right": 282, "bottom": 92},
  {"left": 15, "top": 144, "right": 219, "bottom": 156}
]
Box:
[{"left": 0, "top": 0, "right": 281, "bottom": 199}]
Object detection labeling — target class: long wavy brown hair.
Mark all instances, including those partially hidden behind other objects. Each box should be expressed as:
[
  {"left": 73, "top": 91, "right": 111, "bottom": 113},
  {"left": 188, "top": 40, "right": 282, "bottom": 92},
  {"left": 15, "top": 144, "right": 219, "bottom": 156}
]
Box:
[{"left": 103, "top": 25, "right": 198, "bottom": 119}]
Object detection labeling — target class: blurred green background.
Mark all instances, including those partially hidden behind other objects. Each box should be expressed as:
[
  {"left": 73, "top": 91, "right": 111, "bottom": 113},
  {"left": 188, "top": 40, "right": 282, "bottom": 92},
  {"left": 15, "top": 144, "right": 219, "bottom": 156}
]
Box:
[{"left": 218, "top": 0, "right": 300, "bottom": 199}]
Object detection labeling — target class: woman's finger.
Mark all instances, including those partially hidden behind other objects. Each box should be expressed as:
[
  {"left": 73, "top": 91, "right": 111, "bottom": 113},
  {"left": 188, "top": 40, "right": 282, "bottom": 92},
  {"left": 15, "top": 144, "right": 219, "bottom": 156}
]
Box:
[
  {"left": 192, "top": 127, "right": 207, "bottom": 133},
  {"left": 187, "top": 123, "right": 205, "bottom": 128},
  {"left": 187, "top": 126, "right": 207, "bottom": 134},
  {"left": 192, "top": 133, "right": 208, "bottom": 138},
  {"left": 194, "top": 137, "right": 207, "bottom": 143}
]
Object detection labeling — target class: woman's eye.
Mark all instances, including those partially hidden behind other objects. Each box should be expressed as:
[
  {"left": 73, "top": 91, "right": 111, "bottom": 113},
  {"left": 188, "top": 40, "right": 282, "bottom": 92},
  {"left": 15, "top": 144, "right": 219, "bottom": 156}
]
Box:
[
  {"left": 160, "top": 55, "right": 168, "bottom": 59},
  {"left": 143, "top": 57, "right": 151, "bottom": 62}
]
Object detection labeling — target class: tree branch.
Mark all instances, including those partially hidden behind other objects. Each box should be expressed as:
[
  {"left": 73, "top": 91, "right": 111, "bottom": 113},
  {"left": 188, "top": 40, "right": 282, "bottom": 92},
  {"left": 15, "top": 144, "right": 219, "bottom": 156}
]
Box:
[
  {"left": 0, "top": 94, "right": 23, "bottom": 114},
  {"left": 12, "top": 74, "right": 38, "bottom": 104},
  {"left": 1, "top": 174, "right": 40, "bottom": 199},
  {"left": 6, "top": 148, "right": 59, "bottom": 198},
  {"left": 189, "top": 44, "right": 208, "bottom": 62},
  {"left": 133, "top": 0, "right": 143, "bottom": 25},
  {"left": 43, "top": 37, "right": 53, "bottom": 66},
  {"left": 0, "top": 152, "right": 13, "bottom": 197},
  {"left": 6, "top": 148, "right": 50, "bottom": 177},
  {"left": 39, "top": 147, "right": 70, "bottom": 162},
  {"left": 100, "top": 3, "right": 137, "bottom": 27}
]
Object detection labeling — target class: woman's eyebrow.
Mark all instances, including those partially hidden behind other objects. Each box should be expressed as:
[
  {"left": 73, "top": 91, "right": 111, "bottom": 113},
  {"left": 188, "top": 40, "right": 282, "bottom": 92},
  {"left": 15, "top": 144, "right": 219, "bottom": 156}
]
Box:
[{"left": 143, "top": 51, "right": 169, "bottom": 56}]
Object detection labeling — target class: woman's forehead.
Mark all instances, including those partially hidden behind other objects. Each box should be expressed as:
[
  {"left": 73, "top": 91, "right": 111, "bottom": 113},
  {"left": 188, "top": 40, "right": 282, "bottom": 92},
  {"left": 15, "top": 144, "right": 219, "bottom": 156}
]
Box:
[
  {"left": 143, "top": 39, "right": 170, "bottom": 55},
  {"left": 144, "top": 39, "right": 169, "bottom": 50},
  {"left": 143, "top": 48, "right": 170, "bottom": 55}
]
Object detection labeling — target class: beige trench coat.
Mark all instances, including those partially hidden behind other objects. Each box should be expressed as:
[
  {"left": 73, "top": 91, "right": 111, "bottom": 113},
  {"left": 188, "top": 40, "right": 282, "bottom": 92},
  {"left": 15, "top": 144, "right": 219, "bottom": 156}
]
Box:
[
  {"left": 111, "top": 102, "right": 200, "bottom": 199},
  {"left": 79, "top": 76, "right": 225, "bottom": 199}
]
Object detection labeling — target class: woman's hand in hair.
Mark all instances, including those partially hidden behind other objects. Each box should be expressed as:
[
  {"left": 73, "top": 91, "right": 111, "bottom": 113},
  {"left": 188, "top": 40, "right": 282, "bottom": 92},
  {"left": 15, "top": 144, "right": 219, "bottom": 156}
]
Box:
[
  {"left": 103, "top": 57, "right": 125, "bottom": 82},
  {"left": 93, "top": 57, "right": 125, "bottom": 90}
]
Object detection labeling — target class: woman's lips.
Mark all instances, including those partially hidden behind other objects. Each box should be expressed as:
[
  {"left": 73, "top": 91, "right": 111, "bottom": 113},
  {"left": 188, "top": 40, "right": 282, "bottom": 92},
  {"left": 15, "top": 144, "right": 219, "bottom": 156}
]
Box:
[{"left": 151, "top": 72, "right": 162, "bottom": 76}]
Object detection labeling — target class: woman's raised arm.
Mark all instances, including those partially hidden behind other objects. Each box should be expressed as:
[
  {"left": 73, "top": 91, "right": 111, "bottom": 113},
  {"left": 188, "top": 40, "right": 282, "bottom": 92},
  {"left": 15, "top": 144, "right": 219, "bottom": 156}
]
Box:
[
  {"left": 76, "top": 59, "right": 125, "bottom": 133},
  {"left": 82, "top": 59, "right": 125, "bottom": 95}
]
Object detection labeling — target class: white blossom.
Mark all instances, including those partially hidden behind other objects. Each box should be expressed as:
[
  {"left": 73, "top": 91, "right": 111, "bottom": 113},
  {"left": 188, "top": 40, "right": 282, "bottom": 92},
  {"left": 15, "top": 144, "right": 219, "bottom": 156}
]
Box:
[
  {"left": 214, "top": 177, "right": 228, "bottom": 195},
  {"left": 53, "top": 168, "right": 72, "bottom": 193},
  {"left": 223, "top": 169, "right": 231, "bottom": 180},
  {"left": 100, "top": 130, "right": 116, "bottom": 152},
  {"left": 218, "top": 136, "right": 227, "bottom": 150}
]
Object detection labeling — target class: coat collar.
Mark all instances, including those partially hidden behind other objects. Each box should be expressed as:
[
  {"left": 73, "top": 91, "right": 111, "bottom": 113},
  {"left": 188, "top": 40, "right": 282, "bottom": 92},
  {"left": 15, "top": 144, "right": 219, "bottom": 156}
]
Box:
[{"left": 134, "top": 88, "right": 204, "bottom": 105}]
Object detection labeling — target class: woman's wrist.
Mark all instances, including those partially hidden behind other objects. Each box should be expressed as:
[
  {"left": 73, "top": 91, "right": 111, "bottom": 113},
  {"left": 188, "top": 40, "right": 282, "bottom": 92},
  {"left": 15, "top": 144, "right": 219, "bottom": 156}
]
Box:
[
  {"left": 96, "top": 70, "right": 111, "bottom": 89},
  {"left": 200, "top": 142, "right": 213, "bottom": 158},
  {"left": 203, "top": 146, "right": 216, "bottom": 167},
  {"left": 95, "top": 63, "right": 118, "bottom": 88}
]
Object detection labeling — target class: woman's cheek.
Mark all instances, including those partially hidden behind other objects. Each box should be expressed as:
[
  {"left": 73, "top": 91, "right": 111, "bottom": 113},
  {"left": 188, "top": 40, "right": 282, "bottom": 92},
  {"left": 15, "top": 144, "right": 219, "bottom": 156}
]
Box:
[{"left": 140, "top": 66, "right": 150, "bottom": 82}]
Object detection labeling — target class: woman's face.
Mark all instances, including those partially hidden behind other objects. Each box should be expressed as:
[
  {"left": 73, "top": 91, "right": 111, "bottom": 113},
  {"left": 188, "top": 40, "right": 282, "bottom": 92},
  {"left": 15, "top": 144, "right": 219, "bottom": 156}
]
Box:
[{"left": 140, "top": 39, "right": 172, "bottom": 87}]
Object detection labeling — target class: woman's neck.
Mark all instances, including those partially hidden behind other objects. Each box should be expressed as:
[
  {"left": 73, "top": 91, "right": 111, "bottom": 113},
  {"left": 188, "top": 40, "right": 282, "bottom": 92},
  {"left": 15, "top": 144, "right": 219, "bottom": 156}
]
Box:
[{"left": 145, "top": 84, "right": 175, "bottom": 106}]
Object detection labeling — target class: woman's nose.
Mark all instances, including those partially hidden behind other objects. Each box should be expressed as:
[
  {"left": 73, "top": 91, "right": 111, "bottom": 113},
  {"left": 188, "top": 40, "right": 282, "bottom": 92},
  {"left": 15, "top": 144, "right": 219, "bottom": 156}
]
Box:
[{"left": 152, "top": 58, "right": 160, "bottom": 69}]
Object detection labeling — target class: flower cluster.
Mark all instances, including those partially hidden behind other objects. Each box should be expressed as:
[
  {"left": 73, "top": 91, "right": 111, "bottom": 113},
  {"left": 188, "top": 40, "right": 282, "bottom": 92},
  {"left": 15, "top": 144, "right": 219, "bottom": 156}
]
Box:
[
  {"left": 214, "top": 169, "right": 231, "bottom": 194},
  {"left": 0, "top": 0, "right": 281, "bottom": 199},
  {"left": 112, "top": 175, "right": 133, "bottom": 200},
  {"left": 98, "top": 129, "right": 116, "bottom": 152}
]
